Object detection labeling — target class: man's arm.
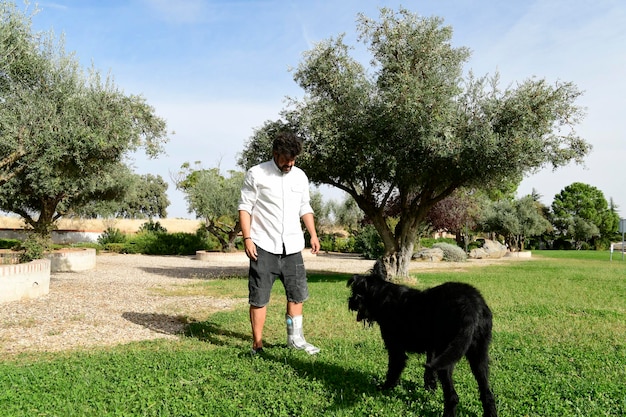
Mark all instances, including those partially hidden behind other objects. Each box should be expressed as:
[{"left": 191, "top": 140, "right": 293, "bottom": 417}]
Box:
[
  {"left": 239, "top": 210, "right": 257, "bottom": 261},
  {"left": 301, "top": 212, "right": 320, "bottom": 255}
]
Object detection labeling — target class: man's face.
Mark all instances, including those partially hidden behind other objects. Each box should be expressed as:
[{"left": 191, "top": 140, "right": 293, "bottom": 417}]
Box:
[{"left": 274, "top": 153, "right": 296, "bottom": 173}]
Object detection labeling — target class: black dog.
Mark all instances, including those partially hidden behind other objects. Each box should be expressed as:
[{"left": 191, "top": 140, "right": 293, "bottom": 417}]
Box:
[{"left": 347, "top": 270, "right": 497, "bottom": 417}]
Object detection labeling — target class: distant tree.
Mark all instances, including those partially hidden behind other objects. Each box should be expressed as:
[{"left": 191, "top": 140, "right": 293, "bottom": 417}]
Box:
[
  {"left": 334, "top": 195, "right": 365, "bottom": 232},
  {"left": 240, "top": 8, "right": 590, "bottom": 277},
  {"left": 479, "top": 195, "right": 552, "bottom": 251},
  {"left": 427, "top": 189, "right": 482, "bottom": 248},
  {"left": 551, "top": 182, "right": 619, "bottom": 249},
  {"left": 0, "top": 3, "right": 168, "bottom": 239},
  {"left": 175, "top": 163, "right": 243, "bottom": 252}
]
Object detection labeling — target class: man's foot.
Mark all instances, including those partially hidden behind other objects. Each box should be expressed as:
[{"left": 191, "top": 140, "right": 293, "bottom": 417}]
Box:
[
  {"left": 250, "top": 347, "right": 264, "bottom": 356},
  {"left": 287, "top": 338, "right": 320, "bottom": 355}
]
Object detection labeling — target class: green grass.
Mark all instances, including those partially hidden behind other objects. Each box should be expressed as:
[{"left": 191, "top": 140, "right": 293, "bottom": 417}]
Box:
[{"left": 1, "top": 251, "right": 625, "bottom": 416}]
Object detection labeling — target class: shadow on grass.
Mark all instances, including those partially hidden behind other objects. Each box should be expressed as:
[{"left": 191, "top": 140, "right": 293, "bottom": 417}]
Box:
[
  {"left": 137, "top": 266, "right": 248, "bottom": 279},
  {"left": 185, "top": 319, "right": 441, "bottom": 416},
  {"left": 122, "top": 312, "right": 186, "bottom": 335}
]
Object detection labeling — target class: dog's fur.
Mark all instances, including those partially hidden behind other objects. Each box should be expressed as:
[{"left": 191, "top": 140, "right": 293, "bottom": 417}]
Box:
[{"left": 347, "top": 270, "right": 497, "bottom": 417}]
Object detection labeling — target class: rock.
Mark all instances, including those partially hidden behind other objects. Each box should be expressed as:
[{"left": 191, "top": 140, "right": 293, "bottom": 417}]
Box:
[
  {"left": 469, "top": 239, "right": 507, "bottom": 259},
  {"left": 412, "top": 247, "right": 444, "bottom": 262}
]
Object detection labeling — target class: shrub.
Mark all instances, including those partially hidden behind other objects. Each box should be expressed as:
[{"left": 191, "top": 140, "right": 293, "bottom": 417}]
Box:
[
  {"left": 418, "top": 237, "right": 457, "bottom": 249},
  {"left": 16, "top": 234, "right": 50, "bottom": 263},
  {"left": 138, "top": 220, "right": 168, "bottom": 234},
  {"left": 354, "top": 225, "right": 384, "bottom": 260},
  {"left": 433, "top": 242, "right": 467, "bottom": 262},
  {"left": 98, "top": 227, "right": 127, "bottom": 245},
  {"left": 127, "top": 232, "right": 207, "bottom": 255},
  {"left": 0, "top": 238, "right": 21, "bottom": 249},
  {"left": 334, "top": 236, "right": 356, "bottom": 253}
]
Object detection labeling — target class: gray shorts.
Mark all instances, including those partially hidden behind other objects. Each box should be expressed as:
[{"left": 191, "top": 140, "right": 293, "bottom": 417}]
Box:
[{"left": 248, "top": 245, "right": 309, "bottom": 307}]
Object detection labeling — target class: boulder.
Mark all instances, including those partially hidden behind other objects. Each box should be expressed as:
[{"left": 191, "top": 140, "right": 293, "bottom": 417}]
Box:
[
  {"left": 469, "top": 239, "right": 507, "bottom": 259},
  {"left": 412, "top": 247, "right": 444, "bottom": 262}
]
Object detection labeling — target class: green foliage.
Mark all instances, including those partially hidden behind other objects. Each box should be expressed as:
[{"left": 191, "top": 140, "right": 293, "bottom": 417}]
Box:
[
  {"left": 432, "top": 242, "right": 467, "bottom": 262},
  {"left": 138, "top": 219, "right": 168, "bottom": 234},
  {"left": 175, "top": 163, "right": 243, "bottom": 251},
  {"left": 0, "top": 238, "right": 20, "bottom": 249},
  {"left": 1, "top": 253, "right": 624, "bottom": 416},
  {"left": 127, "top": 232, "right": 207, "bottom": 256},
  {"left": 15, "top": 233, "right": 50, "bottom": 262},
  {"left": 479, "top": 195, "right": 552, "bottom": 251},
  {"left": 0, "top": 3, "right": 168, "bottom": 238},
  {"left": 319, "top": 234, "right": 356, "bottom": 253},
  {"left": 418, "top": 237, "right": 457, "bottom": 249},
  {"left": 353, "top": 224, "right": 384, "bottom": 259},
  {"left": 78, "top": 173, "right": 170, "bottom": 219},
  {"left": 97, "top": 227, "right": 127, "bottom": 245},
  {"left": 551, "top": 182, "right": 619, "bottom": 249}
]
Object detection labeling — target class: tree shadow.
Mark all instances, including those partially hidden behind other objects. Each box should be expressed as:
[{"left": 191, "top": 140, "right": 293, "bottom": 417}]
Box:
[
  {"left": 138, "top": 265, "right": 247, "bottom": 280},
  {"left": 122, "top": 312, "right": 187, "bottom": 335}
]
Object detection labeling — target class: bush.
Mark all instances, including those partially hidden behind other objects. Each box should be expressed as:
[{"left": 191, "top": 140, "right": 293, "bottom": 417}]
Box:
[
  {"left": 334, "top": 236, "right": 356, "bottom": 253},
  {"left": 354, "top": 225, "right": 384, "bottom": 260},
  {"left": 418, "top": 237, "right": 457, "bottom": 249},
  {"left": 138, "top": 220, "right": 168, "bottom": 234},
  {"left": 98, "top": 227, "right": 127, "bottom": 245},
  {"left": 0, "top": 238, "right": 21, "bottom": 249},
  {"left": 432, "top": 242, "right": 467, "bottom": 262},
  {"left": 126, "top": 232, "right": 208, "bottom": 255},
  {"left": 16, "top": 234, "right": 50, "bottom": 263}
]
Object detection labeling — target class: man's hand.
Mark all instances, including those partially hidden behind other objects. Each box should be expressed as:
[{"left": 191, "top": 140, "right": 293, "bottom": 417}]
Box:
[
  {"left": 309, "top": 236, "right": 320, "bottom": 255},
  {"left": 244, "top": 239, "right": 258, "bottom": 261}
]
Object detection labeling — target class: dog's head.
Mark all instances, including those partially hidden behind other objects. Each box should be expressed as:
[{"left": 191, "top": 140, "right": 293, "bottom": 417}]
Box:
[{"left": 347, "top": 270, "right": 387, "bottom": 325}]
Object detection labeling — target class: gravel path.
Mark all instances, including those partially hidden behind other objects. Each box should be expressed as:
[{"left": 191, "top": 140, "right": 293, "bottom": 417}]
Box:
[{"left": 0, "top": 251, "right": 520, "bottom": 356}]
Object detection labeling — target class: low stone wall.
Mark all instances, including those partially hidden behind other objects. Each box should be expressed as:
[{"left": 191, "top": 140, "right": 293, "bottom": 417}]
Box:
[
  {"left": 0, "top": 228, "right": 101, "bottom": 244},
  {"left": 47, "top": 248, "right": 97, "bottom": 272},
  {"left": 0, "top": 258, "right": 51, "bottom": 303}
]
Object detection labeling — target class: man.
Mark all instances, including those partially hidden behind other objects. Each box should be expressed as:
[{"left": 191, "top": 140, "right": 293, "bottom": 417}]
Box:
[{"left": 238, "top": 131, "right": 321, "bottom": 355}]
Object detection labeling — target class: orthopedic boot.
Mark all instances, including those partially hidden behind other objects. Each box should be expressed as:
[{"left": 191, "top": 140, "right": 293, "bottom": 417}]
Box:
[{"left": 286, "top": 314, "right": 320, "bottom": 355}]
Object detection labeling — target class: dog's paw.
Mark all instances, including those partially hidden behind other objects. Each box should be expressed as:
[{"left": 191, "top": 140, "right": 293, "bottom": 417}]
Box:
[
  {"left": 378, "top": 381, "right": 398, "bottom": 391},
  {"left": 423, "top": 365, "right": 437, "bottom": 391}
]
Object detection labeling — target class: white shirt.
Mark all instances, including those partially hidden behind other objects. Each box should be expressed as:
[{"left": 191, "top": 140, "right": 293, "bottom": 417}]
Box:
[{"left": 238, "top": 160, "right": 314, "bottom": 255}]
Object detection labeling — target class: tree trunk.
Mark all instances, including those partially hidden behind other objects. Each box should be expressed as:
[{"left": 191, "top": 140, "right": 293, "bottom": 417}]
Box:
[{"left": 380, "top": 241, "right": 414, "bottom": 279}]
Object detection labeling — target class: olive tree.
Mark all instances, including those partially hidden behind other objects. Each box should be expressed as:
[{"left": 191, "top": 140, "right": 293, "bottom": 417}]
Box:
[
  {"left": 175, "top": 162, "right": 244, "bottom": 252},
  {"left": 0, "top": 2, "right": 168, "bottom": 238},
  {"left": 240, "top": 8, "right": 589, "bottom": 277},
  {"left": 479, "top": 195, "right": 552, "bottom": 251}
]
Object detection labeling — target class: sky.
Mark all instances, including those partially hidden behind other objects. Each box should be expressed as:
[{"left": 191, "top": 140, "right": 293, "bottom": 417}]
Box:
[{"left": 24, "top": 0, "right": 626, "bottom": 219}]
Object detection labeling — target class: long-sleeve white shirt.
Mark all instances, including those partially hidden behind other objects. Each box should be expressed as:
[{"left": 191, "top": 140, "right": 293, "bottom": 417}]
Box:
[{"left": 238, "top": 160, "right": 314, "bottom": 255}]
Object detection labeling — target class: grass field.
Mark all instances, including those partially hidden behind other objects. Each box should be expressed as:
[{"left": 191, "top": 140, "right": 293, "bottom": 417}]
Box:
[{"left": 1, "top": 251, "right": 624, "bottom": 416}]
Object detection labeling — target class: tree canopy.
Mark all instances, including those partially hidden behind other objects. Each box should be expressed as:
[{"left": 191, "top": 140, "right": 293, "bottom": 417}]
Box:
[
  {"left": 551, "top": 182, "right": 619, "bottom": 249},
  {"left": 240, "top": 7, "right": 590, "bottom": 277},
  {"left": 175, "top": 162, "right": 243, "bottom": 251},
  {"left": 0, "top": 1, "right": 168, "bottom": 237}
]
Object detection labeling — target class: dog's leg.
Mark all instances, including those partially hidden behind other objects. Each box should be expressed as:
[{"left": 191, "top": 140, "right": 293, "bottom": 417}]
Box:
[
  {"left": 423, "top": 351, "right": 437, "bottom": 391},
  {"left": 380, "top": 348, "right": 407, "bottom": 390},
  {"left": 437, "top": 367, "right": 459, "bottom": 417},
  {"left": 466, "top": 346, "right": 497, "bottom": 417}
]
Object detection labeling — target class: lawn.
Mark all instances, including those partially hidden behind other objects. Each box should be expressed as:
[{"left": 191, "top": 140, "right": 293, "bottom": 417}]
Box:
[{"left": 1, "top": 251, "right": 624, "bottom": 416}]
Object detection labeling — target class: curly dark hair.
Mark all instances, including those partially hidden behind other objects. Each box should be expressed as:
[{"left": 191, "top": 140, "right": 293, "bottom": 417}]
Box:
[{"left": 272, "top": 131, "right": 303, "bottom": 159}]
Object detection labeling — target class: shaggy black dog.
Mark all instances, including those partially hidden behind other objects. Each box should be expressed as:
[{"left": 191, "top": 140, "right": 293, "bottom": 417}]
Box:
[{"left": 347, "top": 270, "right": 497, "bottom": 417}]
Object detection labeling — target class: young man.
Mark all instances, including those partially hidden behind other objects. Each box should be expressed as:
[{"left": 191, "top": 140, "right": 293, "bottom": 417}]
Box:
[{"left": 238, "top": 131, "right": 321, "bottom": 355}]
